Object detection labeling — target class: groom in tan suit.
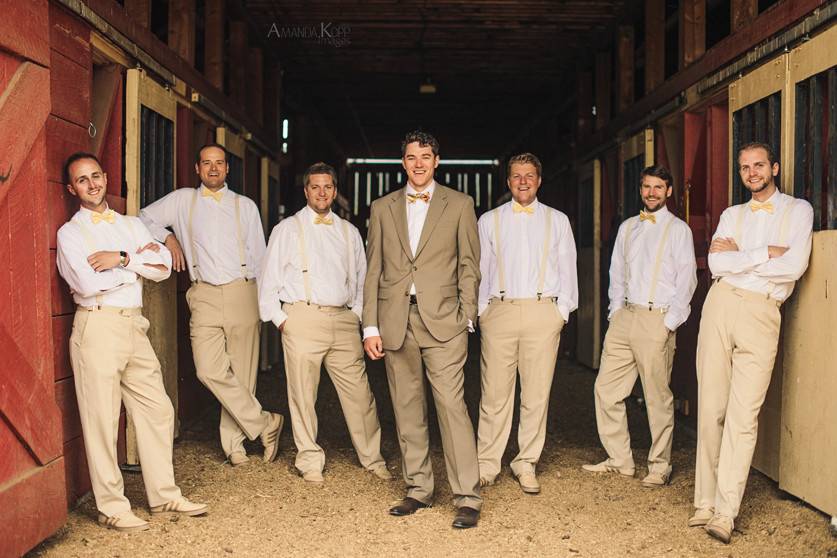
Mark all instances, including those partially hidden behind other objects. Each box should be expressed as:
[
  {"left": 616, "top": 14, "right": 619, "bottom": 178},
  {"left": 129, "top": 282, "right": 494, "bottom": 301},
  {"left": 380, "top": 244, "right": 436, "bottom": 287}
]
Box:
[{"left": 363, "top": 130, "right": 482, "bottom": 529}]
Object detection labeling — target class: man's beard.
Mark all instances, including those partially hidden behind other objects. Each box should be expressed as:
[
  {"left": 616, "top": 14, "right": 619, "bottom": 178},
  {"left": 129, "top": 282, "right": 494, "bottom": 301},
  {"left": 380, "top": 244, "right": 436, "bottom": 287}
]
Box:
[{"left": 643, "top": 197, "right": 666, "bottom": 212}]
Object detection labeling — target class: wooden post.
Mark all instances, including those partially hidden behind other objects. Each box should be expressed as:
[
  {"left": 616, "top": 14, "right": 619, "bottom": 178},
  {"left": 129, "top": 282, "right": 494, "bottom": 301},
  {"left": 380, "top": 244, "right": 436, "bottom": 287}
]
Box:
[
  {"left": 247, "top": 47, "right": 264, "bottom": 126},
  {"left": 731, "top": 0, "right": 758, "bottom": 32},
  {"left": 645, "top": 0, "right": 665, "bottom": 93},
  {"left": 576, "top": 68, "right": 593, "bottom": 141},
  {"left": 595, "top": 51, "right": 612, "bottom": 130},
  {"left": 229, "top": 21, "right": 247, "bottom": 106},
  {"left": 617, "top": 25, "right": 634, "bottom": 113},
  {"left": 124, "top": 0, "right": 151, "bottom": 29},
  {"left": 168, "top": 0, "right": 195, "bottom": 66},
  {"left": 681, "top": 0, "right": 706, "bottom": 70},
  {"left": 204, "top": 0, "right": 225, "bottom": 90}
]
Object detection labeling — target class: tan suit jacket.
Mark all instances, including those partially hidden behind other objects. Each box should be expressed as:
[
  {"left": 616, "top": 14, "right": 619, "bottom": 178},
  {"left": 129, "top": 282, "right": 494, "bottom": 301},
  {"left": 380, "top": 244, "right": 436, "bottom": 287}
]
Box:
[{"left": 363, "top": 185, "right": 480, "bottom": 350}]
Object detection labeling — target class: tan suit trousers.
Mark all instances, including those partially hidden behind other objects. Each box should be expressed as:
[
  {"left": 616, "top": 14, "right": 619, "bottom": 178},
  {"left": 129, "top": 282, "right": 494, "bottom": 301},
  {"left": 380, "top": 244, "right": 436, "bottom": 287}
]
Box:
[
  {"left": 695, "top": 280, "right": 781, "bottom": 518},
  {"left": 477, "top": 298, "right": 564, "bottom": 479},
  {"left": 593, "top": 306, "right": 676, "bottom": 473},
  {"left": 69, "top": 307, "right": 182, "bottom": 517},
  {"left": 384, "top": 305, "right": 482, "bottom": 510},
  {"left": 187, "top": 279, "right": 269, "bottom": 456},
  {"left": 281, "top": 302, "right": 385, "bottom": 474}
]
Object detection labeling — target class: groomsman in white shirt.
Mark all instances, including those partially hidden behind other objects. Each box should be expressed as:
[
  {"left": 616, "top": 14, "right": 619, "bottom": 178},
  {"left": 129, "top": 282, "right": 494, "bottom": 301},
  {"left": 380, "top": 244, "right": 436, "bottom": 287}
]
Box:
[
  {"left": 57, "top": 152, "right": 206, "bottom": 532},
  {"left": 583, "top": 165, "right": 697, "bottom": 488},
  {"left": 690, "top": 142, "right": 812, "bottom": 543},
  {"left": 258, "top": 162, "right": 390, "bottom": 483},
  {"left": 140, "top": 144, "right": 283, "bottom": 467},
  {"left": 476, "top": 152, "right": 578, "bottom": 494}
]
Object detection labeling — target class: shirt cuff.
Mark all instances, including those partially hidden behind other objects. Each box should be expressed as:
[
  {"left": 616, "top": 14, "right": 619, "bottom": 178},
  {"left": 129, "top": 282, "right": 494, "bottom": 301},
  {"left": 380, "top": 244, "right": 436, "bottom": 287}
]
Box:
[
  {"left": 363, "top": 326, "right": 381, "bottom": 340},
  {"left": 467, "top": 319, "right": 475, "bottom": 333},
  {"left": 350, "top": 305, "right": 363, "bottom": 321}
]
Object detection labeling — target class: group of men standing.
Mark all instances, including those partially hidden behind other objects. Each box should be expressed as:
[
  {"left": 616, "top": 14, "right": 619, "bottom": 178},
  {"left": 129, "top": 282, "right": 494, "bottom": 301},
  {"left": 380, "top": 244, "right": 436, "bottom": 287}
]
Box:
[{"left": 57, "top": 131, "right": 811, "bottom": 542}]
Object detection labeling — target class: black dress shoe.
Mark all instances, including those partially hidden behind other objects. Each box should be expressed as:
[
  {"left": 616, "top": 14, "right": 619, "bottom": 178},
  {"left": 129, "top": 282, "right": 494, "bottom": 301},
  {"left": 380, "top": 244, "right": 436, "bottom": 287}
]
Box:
[
  {"left": 452, "top": 506, "right": 480, "bottom": 529},
  {"left": 389, "top": 497, "right": 430, "bottom": 516}
]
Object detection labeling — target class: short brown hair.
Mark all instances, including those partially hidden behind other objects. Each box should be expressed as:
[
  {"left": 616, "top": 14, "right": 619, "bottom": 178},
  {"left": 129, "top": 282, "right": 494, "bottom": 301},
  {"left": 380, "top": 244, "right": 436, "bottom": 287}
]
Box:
[
  {"left": 303, "top": 162, "right": 338, "bottom": 188},
  {"left": 64, "top": 152, "right": 102, "bottom": 184},
  {"left": 640, "top": 165, "right": 673, "bottom": 188},
  {"left": 195, "top": 143, "right": 228, "bottom": 164},
  {"left": 507, "top": 153, "right": 542, "bottom": 177},
  {"left": 401, "top": 130, "right": 440, "bottom": 156},
  {"left": 738, "top": 141, "right": 777, "bottom": 166}
]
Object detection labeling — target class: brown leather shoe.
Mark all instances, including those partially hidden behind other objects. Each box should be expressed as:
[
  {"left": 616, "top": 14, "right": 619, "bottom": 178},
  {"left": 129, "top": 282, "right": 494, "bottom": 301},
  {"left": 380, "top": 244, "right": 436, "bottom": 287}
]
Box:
[
  {"left": 388, "top": 497, "right": 429, "bottom": 516},
  {"left": 452, "top": 506, "right": 480, "bottom": 529}
]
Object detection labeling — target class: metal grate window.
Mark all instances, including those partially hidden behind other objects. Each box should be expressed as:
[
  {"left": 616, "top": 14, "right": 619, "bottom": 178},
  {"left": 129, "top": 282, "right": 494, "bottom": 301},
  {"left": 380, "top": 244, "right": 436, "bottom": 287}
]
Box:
[
  {"left": 794, "top": 67, "right": 836, "bottom": 231},
  {"left": 578, "top": 177, "right": 595, "bottom": 248},
  {"left": 139, "top": 105, "right": 174, "bottom": 207},
  {"left": 227, "top": 153, "right": 244, "bottom": 193},
  {"left": 732, "top": 92, "right": 781, "bottom": 204}
]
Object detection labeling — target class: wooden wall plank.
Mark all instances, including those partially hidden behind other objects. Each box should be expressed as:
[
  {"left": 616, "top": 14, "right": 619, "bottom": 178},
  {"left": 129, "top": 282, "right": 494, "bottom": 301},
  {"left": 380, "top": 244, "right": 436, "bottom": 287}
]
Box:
[
  {"left": 595, "top": 50, "right": 611, "bottom": 130},
  {"left": 55, "top": 377, "right": 82, "bottom": 443},
  {"left": 247, "top": 48, "right": 264, "bottom": 126},
  {"left": 229, "top": 21, "right": 247, "bottom": 107},
  {"left": 49, "top": 2, "right": 90, "bottom": 64},
  {"left": 204, "top": 0, "right": 225, "bottom": 90},
  {"left": 50, "top": 251, "right": 74, "bottom": 317},
  {"left": 52, "top": 314, "right": 73, "bottom": 383},
  {"left": 168, "top": 0, "right": 196, "bottom": 66},
  {"left": 46, "top": 116, "right": 89, "bottom": 185},
  {"left": 0, "top": 418, "right": 38, "bottom": 490},
  {"left": 0, "top": 458, "right": 66, "bottom": 558},
  {"left": 731, "top": 0, "right": 758, "bottom": 32},
  {"left": 62, "top": 436, "right": 90, "bottom": 507},
  {"left": 645, "top": 0, "right": 665, "bottom": 92},
  {"left": 617, "top": 25, "right": 634, "bottom": 113},
  {"left": 124, "top": 0, "right": 152, "bottom": 29},
  {"left": 49, "top": 50, "right": 90, "bottom": 127},
  {"left": 576, "top": 68, "right": 593, "bottom": 141},
  {"left": 681, "top": 0, "right": 706, "bottom": 70},
  {"left": 0, "top": 0, "right": 49, "bottom": 67}
]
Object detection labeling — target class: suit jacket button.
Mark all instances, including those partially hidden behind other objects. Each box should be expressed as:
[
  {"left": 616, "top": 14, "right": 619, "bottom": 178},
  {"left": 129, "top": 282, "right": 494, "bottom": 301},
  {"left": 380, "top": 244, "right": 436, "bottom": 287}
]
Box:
[{"left": 412, "top": 266, "right": 418, "bottom": 271}]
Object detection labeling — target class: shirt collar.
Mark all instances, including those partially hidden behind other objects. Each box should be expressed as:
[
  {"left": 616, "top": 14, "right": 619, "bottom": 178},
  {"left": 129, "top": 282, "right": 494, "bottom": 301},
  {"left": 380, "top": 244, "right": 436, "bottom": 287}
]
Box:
[
  {"left": 750, "top": 188, "right": 782, "bottom": 206},
  {"left": 406, "top": 180, "right": 436, "bottom": 198},
  {"left": 77, "top": 204, "right": 113, "bottom": 219},
  {"left": 200, "top": 183, "right": 229, "bottom": 195},
  {"left": 510, "top": 198, "right": 539, "bottom": 212},
  {"left": 642, "top": 204, "right": 670, "bottom": 220},
  {"left": 303, "top": 204, "right": 335, "bottom": 223}
]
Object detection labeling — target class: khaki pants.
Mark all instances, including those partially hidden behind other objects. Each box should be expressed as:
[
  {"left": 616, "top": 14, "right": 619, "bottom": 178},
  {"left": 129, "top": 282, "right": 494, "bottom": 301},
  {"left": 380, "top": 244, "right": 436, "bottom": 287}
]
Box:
[
  {"left": 593, "top": 305, "right": 676, "bottom": 473},
  {"left": 477, "top": 298, "right": 564, "bottom": 479},
  {"left": 695, "top": 280, "right": 781, "bottom": 518},
  {"left": 187, "top": 279, "right": 269, "bottom": 456},
  {"left": 69, "top": 307, "right": 182, "bottom": 517},
  {"left": 280, "top": 302, "right": 385, "bottom": 474},
  {"left": 384, "top": 305, "right": 482, "bottom": 510}
]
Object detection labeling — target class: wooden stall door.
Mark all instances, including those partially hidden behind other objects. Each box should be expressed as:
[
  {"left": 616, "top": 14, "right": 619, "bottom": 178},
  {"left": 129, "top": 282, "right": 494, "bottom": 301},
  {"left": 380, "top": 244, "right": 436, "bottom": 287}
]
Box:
[
  {"left": 0, "top": 2, "right": 67, "bottom": 555},
  {"left": 778, "top": 24, "right": 837, "bottom": 517},
  {"left": 125, "top": 68, "right": 179, "bottom": 462},
  {"left": 576, "top": 159, "right": 601, "bottom": 369}
]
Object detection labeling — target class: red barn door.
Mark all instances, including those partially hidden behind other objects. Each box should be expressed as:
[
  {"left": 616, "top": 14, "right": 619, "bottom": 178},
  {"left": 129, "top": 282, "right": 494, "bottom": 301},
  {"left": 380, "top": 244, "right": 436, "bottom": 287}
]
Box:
[{"left": 0, "top": 1, "right": 67, "bottom": 556}]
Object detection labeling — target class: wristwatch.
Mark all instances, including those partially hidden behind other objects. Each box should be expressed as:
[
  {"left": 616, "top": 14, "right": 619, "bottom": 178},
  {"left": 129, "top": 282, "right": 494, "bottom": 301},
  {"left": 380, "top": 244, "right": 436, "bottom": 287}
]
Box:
[{"left": 119, "top": 251, "right": 128, "bottom": 268}]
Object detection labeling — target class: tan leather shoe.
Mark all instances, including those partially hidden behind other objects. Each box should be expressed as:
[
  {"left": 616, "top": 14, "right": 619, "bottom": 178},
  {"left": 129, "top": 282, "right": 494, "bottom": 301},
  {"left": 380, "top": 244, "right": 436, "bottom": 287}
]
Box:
[
  {"left": 370, "top": 464, "right": 393, "bottom": 480},
  {"left": 479, "top": 476, "right": 495, "bottom": 487},
  {"left": 97, "top": 511, "right": 149, "bottom": 532},
  {"left": 688, "top": 508, "right": 714, "bottom": 527},
  {"left": 516, "top": 471, "right": 541, "bottom": 494},
  {"left": 705, "top": 514, "right": 734, "bottom": 543},
  {"left": 582, "top": 459, "right": 635, "bottom": 477},
  {"left": 640, "top": 469, "right": 671, "bottom": 488},
  {"left": 228, "top": 451, "right": 249, "bottom": 467},
  {"left": 260, "top": 412, "right": 284, "bottom": 463},
  {"left": 302, "top": 470, "right": 324, "bottom": 483},
  {"left": 150, "top": 497, "right": 208, "bottom": 516}
]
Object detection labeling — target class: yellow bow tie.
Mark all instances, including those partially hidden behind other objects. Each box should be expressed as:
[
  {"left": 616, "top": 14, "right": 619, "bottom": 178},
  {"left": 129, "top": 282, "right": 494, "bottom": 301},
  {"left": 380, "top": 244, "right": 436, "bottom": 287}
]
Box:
[
  {"left": 749, "top": 201, "right": 774, "bottom": 214},
  {"left": 314, "top": 215, "right": 333, "bottom": 225},
  {"left": 512, "top": 201, "right": 534, "bottom": 214},
  {"left": 407, "top": 192, "right": 430, "bottom": 204},
  {"left": 91, "top": 210, "right": 116, "bottom": 225},
  {"left": 639, "top": 210, "right": 657, "bottom": 224},
  {"left": 201, "top": 187, "right": 223, "bottom": 202}
]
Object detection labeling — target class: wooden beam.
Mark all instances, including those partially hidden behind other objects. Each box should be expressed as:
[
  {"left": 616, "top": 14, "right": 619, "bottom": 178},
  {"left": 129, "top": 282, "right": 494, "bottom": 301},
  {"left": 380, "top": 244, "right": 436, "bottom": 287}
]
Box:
[
  {"left": 167, "top": 0, "right": 195, "bottom": 66},
  {"left": 645, "top": 0, "right": 665, "bottom": 93},
  {"left": 595, "top": 50, "right": 612, "bottom": 130},
  {"left": 247, "top": 47, "right": 264, "bottom": 126},
  {"left": 617, "top": 25, "right": 634, "bottom": 113},
  {"left": 124, "top": 0, "right": 151, "bottom": 29},
  {"left": 576, "top": 67, "right": 593, "bottom": 141},
  {"left": 681, "top": 0, "right": 706, "bottom": 70},
  {"left": 229, "top": 21, "right": 247, "bottom": 107},
  {"left": 204, "top": 0, "right": 225, "bottom": 90},
  {"left": 731, "top": 0, "right": 759, "bottom": 32}
]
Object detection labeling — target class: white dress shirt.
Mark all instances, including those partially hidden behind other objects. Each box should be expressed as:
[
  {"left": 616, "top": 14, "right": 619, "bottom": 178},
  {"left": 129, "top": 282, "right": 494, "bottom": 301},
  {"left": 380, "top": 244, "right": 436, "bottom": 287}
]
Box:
[
  {"left": 57, "top": 207, "right": 172, "bottom": 308},
  {"left": 709, "top": 189, "right": 813, "bottom": 301},
  {"left": 608, "top": 206, "right": 698, "bottom": 331},
  {"left": 406, "top": 181, "right": 437, "bottom": 294},
  {"left": 258, "top": 206, "right": 366, "bottom": 329},
  {"left": 478, "top": 199, "right": 578, "bottom": 322},
  {"left": 139, "top": 184, "right": 266, "bottom": 285}
]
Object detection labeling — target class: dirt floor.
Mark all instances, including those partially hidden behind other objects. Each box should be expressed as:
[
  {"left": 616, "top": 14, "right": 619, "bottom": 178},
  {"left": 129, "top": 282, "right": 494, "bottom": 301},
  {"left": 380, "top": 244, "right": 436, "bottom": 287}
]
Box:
[{"left": 29, "top": 340, "right": 836, "bottom": 558}]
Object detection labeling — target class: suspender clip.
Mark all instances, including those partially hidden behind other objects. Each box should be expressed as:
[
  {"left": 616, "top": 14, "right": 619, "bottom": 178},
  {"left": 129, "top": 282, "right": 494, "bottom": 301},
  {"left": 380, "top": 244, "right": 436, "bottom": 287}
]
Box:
[
  {"left": 537, "top": 292, "right": 543, "bottom": 301},
  {"left": 499, "top": 290, "right": 505, "bottom": 302}
]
